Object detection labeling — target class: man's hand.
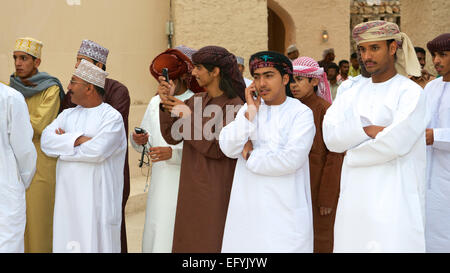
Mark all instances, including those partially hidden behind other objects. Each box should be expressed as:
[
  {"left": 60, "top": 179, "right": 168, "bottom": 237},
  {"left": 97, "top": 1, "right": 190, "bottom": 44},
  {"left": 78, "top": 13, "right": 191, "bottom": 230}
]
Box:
[
  {"left": 421, "top": 69, "right": 432, "bottom": 81},
  {"left": 161, "top": 96, "right": 191, "bottom": 118},
  {"left": 242, "top": 140, "right": 253, "bottom": 160},
  {"left": 74, "top": 136, "right": 92, "bottom": 147},
  {"left": 132, "top": 132, "right": 149, "bottom": 146},
  {"left": 244, "top": 82, "right": 261, "bottom": 122},
  {"left": 148, "top": 146, "right": 172, "bottom": 162},
  {"left": 426, "top": 128, "right": 434, "bottom": 145},
  {"left": 363, "top": 125, "right": 385, "bottom": 139},
  {"left": 157, "top": 76, "right": 176, "bottom": 101},
  {"left": 320, "top": 207, "right": 333, "bottom": 216}
]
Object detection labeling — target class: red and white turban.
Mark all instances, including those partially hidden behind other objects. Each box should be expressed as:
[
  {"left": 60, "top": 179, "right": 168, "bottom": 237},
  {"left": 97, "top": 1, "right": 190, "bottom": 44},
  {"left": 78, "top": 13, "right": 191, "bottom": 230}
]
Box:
[{"left": 292, "top": 57, "right": 332, "bottom": 103}]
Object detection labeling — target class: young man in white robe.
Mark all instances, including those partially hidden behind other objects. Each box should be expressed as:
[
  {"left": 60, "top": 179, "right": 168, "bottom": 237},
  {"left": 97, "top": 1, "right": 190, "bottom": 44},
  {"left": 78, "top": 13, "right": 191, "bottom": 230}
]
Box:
[
  {"left": 130, "top": 48, "right": 201, "bottom": 253},
  {"left": 424, "top": 33, "right": 450, "bottom": 253},
  {"left": 323, "top": 20, "right": 427, "bottom": 253},
  {"left": 0, "top": 83, "right": 37, "bottom": 253},
  {"left": 219, "top": 51, "right": 315, "bottom": 253},
  {"left": 41, "top": 60, "right": 127, "bottom": 253}
]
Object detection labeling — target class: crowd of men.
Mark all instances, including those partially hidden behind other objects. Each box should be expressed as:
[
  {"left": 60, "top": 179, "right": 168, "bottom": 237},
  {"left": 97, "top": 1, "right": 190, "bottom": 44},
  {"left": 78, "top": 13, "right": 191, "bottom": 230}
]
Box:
[{"left": 0, "top": 20, "right": 449, "bottom": 253}]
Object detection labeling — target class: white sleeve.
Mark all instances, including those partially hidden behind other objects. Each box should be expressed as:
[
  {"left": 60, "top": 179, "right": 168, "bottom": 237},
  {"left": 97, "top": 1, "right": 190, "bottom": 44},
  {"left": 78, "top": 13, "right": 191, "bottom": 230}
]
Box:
[
  {"left": 130, "top": 102, "right": 152, "bottom": 153},
  {"left": 433, "top": 128, "right": 450, "bottom": 152},
  {"left": 345, "top": 90, "right": 427, "bottom": 167},
  {"left": 40, "top": 111, "right": 84, "bottom": 158},
  {"left": 166, "top": 146, "right": 183, "bottom": 165},
  {"left": 219, "top": 104, "right": 257, "bottom": 159},
  {"left": 8, "top": 94, "right": 37, "bottom": 189},
  {"left": 246, "top": 108, "right": 315, "bottom": 176},
  {"left": 323, "top": 93, "right": 371, "bottom": 153},
  {"left": 59, "top": 114, "right": 126, "bottom": 163}
]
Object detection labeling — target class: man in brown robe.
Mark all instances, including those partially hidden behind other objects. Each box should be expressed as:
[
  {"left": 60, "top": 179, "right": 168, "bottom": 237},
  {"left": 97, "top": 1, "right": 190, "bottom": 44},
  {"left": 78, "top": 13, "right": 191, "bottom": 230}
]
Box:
[
  {"left": 409, "top": 46, "right": 436, "bottom": 88},
  {"left": 157, "top": 46, "right": 245, "bottom": 252},
  {"left": 60, "top": 40, "right": 131, "bottom": 253},
  {"left": 290, "top": 56, "right": 344, "bottom": 253}
]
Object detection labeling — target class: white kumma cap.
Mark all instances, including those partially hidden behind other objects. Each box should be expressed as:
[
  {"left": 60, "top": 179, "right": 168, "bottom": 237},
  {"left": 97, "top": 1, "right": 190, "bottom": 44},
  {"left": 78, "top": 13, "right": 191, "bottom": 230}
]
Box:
[{"left": 74, "top": 59, "right": 108, "bottom": 88}]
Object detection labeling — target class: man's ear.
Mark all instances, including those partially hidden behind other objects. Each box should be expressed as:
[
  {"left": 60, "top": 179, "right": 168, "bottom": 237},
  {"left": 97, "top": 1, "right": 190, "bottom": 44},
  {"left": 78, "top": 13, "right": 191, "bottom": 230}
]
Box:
[
  {"left": 34, "top": 58, "right": 41, "bottom": 68},
  {"left": 389, "top": 41, "right": 398, "bottom": 57},
  {"left": 282, "top": 73, "right": 290, "bottom": 86},
  {"left": 311, "top": 77, "right": 320, "bottom": 87},
  {"left": 212, "top": 66, "right": 221, "bottom": 77},
  {"left": 86, "top": 83, "right": 96, "bottom": 95},
  {"left": 95, "top": 62, "right": 104, "bottom": 69}
]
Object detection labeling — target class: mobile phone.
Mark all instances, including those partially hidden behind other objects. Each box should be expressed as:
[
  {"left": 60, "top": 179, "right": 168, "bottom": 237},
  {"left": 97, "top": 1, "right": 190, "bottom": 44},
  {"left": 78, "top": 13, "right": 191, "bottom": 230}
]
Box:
[
  {"left": 135, "top": 127, "right": 146, "bottom": 134},
  {"left": 162, "top": 68, "right": 169, "bottom": 82},
  {"left": 252, "top": 90, "right": 258, "bottom": 99}
]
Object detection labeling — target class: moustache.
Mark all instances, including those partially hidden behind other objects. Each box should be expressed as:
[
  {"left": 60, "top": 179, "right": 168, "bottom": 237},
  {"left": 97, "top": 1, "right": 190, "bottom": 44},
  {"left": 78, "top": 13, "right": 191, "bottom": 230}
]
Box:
[{"left": 364, "top": 60, "right": 377, "bottom": 65}]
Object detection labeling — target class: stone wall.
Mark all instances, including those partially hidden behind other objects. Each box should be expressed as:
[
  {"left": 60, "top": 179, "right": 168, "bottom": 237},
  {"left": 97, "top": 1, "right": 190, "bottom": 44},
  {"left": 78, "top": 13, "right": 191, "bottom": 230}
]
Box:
[
  {"left": 172, "top": 0, "right": 268, "bottom": 79},
  {"left": 272, "top": 0, "right": 351, "bottom": 62},
  {"left": 401, "top": 0, "right": 450, "bottom": 76},
  {"left": 172, "top": 0, "right": 352, "bottom": 72}
]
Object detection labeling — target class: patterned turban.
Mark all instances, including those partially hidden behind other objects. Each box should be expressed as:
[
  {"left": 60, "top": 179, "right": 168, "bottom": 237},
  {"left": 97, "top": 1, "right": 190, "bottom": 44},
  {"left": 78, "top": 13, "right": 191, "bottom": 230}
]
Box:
[
  {"left": 192, "top": 46, "right": 246, "bottom": 101},
  {"left": 77, "top": 40, "right": 109, "bottom": 65},
  {"left": 150, "top": 48, "right": 203, "bottom": 93},
  {"left": 292, "top": 56, "right": 332, "bottom": 103},
  {"left": 174, "top": 45, "right": 197, "bottom": 60},
  {"left": 74, "top": 59, "right": 108, "bottom": 89},
  {"left": 352, "top": 20, "right": 421, "bottom": 77},
  {"left": 249, "top": 51, "right": 294, "bottom": 98},
  {"left": 427, "top": 33, "right": 450, "bottom": 54}
]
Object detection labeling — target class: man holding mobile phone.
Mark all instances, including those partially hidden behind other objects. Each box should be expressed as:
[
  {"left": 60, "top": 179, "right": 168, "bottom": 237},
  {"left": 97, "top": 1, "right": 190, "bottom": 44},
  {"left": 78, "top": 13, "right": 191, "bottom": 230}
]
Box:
[
  {"left": 130, "top": 48, "right": 202, "bottom": 253},
  {"left": 219, "top": 51, "right": 315, "bottom": 252}
]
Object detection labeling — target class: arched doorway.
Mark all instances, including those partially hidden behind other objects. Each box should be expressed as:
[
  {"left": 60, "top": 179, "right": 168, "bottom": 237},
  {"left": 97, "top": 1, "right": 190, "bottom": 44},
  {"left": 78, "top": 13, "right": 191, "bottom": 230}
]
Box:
[
  {"left": 268, "top": 7, "right": 285, "bottom": 54},
  {"left": 267, "top": 0, "right": 296, "bottom": 55}
]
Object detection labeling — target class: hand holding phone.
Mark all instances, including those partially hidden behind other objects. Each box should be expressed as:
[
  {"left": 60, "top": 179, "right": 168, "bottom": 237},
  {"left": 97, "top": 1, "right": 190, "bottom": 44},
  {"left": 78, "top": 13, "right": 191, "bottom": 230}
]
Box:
[
  {"left": 133, "top": 127, "right": 149, "bottom": 146},
  {"left": 244, "top": 82, "right": 261, "bottom": 122},
  {"left": 135, "top": 127, "right": 146, "bottom": 134}
]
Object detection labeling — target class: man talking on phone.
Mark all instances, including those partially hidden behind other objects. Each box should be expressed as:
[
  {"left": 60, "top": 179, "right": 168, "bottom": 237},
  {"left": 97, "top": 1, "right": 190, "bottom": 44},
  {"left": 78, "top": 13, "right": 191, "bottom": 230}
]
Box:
[
  {"left": 130, "top": 48, "right": 202, "bottom": 253},
  {"left": 219, "top": 51, "right": 316, "bottom": 252}
]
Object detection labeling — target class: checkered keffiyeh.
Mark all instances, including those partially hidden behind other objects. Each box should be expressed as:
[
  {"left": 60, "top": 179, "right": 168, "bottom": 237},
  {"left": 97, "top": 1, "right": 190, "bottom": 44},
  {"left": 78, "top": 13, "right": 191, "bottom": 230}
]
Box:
[{"left": 292, "top": 57, "right": 332, "bottom": 103}]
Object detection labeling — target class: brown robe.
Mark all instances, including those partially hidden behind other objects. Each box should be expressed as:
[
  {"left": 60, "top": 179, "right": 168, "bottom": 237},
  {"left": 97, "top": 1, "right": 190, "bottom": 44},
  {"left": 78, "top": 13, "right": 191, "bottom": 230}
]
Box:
[
  {"left": 299, "top": 92, "right": 343, "bottom": 253},
  {"left": 159, "top": 92, "right": 243, "bottom": 253},
  {"left": 60, "top": 78, "right": 131, "bottom": 253}
]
